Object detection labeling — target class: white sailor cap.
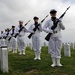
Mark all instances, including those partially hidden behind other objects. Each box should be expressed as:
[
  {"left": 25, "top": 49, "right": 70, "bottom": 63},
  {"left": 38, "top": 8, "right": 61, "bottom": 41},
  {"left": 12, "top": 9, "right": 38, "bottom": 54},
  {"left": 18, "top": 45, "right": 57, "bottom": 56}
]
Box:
[{"left": 19, "top": 20, "right": 23, "bottom": 23}]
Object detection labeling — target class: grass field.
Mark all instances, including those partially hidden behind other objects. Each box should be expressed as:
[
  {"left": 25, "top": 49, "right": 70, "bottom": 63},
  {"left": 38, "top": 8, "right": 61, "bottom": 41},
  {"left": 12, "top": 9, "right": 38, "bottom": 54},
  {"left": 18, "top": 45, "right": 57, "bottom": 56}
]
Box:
[{"left": 0, "top": 47, "right": 75, "bottom": 75}]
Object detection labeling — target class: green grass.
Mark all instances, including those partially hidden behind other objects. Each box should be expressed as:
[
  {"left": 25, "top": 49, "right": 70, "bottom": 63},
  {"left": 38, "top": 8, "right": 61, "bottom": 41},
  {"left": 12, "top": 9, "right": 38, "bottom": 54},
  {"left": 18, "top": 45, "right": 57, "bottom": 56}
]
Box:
[{"left": 0, "top": 47, "right": 75, "bottom": 75}]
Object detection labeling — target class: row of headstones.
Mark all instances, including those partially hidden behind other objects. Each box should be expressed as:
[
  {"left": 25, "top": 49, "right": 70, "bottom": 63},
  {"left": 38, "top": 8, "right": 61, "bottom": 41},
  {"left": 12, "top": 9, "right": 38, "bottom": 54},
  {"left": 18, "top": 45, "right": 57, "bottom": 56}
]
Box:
[
  {"left": 26, "top": 42, "right": 73, "bottom": 57},
  {"left": 43, "top": 42, "right": 75, "bottom": 49},
  {"left": 43, "top": 42, "right": 74, "bottom": 57},
  {"left": 0, "top": 42, "right": 74, "bottom": 73},
  {"left": 25, "top": 42, "right": 48, "bottom": 49},
  {"left": 62, "top": 43, "right": 75, "bottom": 57}
]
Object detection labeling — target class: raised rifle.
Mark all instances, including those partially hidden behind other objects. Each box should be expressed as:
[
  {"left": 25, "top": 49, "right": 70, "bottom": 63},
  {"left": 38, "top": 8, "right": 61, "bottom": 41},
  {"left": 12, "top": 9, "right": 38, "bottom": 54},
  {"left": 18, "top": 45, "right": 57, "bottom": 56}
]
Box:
[
  {"left": 14, "top": 20, "right": 31, "bottom": 38},
  {"left": 28, "top": 15, "right": 49, "bottom": 39},
  {"left": 0, "top": 37, "right": 2, "bottom": 39},
  {"left": 4, "top": 30, "right": 10, "bottom": 39},
  {"left": 45, "top": 6, "right": 70, "bottom": 41},
  {"left": 8, "top": 29, "right": 15, "bottom": 41}
]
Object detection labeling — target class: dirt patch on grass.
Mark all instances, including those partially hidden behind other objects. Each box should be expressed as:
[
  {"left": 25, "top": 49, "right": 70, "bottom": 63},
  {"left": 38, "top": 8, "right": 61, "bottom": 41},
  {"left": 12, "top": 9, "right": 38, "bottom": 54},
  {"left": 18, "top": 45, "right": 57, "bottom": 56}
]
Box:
[{"left": 26, "top": 69, "right": 38, "bottom": 75}]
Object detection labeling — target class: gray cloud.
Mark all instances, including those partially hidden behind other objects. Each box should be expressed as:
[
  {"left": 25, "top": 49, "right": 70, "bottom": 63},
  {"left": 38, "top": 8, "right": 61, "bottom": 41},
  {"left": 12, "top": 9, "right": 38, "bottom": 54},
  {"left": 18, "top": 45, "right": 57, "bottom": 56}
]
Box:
[{"left": 0, "top": 0, "right": 75, "bottom": 43}]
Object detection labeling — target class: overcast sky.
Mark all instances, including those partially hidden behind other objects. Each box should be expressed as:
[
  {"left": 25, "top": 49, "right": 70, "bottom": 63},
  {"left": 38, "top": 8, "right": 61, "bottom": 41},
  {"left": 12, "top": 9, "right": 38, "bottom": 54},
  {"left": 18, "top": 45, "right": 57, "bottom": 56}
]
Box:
[{"left": 0, "top": 0, "right": 75, "bottom": 43}]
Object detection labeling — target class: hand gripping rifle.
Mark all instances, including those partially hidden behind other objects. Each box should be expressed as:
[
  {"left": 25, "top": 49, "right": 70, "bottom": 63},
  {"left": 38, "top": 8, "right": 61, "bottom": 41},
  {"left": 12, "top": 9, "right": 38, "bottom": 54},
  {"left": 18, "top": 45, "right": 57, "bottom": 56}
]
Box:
[
  {"left": 8, "top": 30, "right": 15, "bottom": 41},
  {"left": 4, "top": 29, "right": 10, "bottom": 39},
  {"left": 9, "top": 20, "right": 31, "bottom": 40},
  {"left": 45, "top": 6, "right": 70, "bottom": 41},
  {"left": 28, "top": 15, "right": 49, "bottom": 39},
  {"left": 0, "top": 37, "right": 2, "bottom": 39}
]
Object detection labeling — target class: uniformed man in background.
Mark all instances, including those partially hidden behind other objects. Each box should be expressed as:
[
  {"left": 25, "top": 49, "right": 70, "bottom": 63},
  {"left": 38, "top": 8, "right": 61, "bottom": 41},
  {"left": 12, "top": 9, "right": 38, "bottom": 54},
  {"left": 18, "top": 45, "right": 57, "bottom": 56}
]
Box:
[
  {"left": 3, "top": 28, "right": 11, "bottom": 48},
  {"left": 16, "top": 20, "right": 32, "bottom": 55},
  {"left": 9, "top": 26, "right": 17, "bottom": 53}
]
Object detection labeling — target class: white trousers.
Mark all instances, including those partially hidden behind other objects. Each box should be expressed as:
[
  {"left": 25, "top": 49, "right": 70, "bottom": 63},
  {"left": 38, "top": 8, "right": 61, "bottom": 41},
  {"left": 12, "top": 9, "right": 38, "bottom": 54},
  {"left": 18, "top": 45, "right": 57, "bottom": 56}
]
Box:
[
  {"left": 10, "top": 37, "right": 17, "bottom": 51},
  {"left": 48, "top": 37, "right": 62, "bottom": 58},
  {"left": 17, "top": 36, "right": 25, "bottom": 51},
  {"left": 32, "top": 36, "right": 41, "bottom": 53}
]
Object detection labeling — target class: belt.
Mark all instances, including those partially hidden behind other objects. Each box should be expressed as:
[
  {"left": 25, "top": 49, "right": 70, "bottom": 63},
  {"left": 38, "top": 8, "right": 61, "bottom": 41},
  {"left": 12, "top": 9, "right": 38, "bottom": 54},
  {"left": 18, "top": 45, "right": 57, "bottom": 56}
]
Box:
[
  {"left": 19, "top": 35, "right": 22, "bottom": 37},
  {"left": 53, "top": 31, "right": 57, "bottom": 34}
]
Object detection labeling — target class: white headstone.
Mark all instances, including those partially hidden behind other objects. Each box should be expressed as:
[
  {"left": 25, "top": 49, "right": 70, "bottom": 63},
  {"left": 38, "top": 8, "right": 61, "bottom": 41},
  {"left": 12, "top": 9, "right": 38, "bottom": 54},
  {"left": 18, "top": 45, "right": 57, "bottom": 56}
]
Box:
[
  {"left": 70, "top": 43, "right": 74, "bottom": 49},
  {"left": 0, "top": 46, "right": 8, "bottom": 73},
  {"left": 64, "top": 43, "right": 71, "bottom": 57},
  {"left": 62, "top": 43, "right": 64, "bottom": 48},
  {"left": 0, "top": 46, "right": 1, "bottom": 67},
  {"left": 74, "top": 43, "right": 75, "bottom": 49},
  {"left": 27, "top": 44, "right": 29, "bottom": 47}
]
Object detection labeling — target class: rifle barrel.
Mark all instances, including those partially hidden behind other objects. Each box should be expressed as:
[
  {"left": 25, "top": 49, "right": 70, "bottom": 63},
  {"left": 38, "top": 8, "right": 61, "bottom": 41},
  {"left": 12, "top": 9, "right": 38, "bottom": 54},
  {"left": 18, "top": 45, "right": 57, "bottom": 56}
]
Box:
[
  {"left": 25, "top": 20, "right": 31, "bottom": 26},
  {"left": 59, "top": 6, "right": 70, "bottom": 19},
  {"left": 41, "top": 15, "right": 49, "bottom": 23}
]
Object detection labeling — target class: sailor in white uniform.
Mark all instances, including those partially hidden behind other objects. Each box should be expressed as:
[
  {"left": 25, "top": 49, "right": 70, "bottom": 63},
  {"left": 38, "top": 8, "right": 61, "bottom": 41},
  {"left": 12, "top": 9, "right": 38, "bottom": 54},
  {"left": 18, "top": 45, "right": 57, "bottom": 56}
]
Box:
[
  {"left": 3, "top": 29, "right": 11, "bottom": 48},
  {"left": 9, "top": 26, "right": 17, "bottom": 53},
  {"left": 29, "top": 17, "right": 42, "bottom": 60},
  {"left": 6, "top": 28, "right": 11, "bottom": 49},
  {"left": 16, "top": 20, "right": 32, "bottom": 55},
  {"left": 0, "top": 31, "right": 6, "bottom": 46},
  {"left": 43, "top": 9, "right": 65, "bottom": 67}
]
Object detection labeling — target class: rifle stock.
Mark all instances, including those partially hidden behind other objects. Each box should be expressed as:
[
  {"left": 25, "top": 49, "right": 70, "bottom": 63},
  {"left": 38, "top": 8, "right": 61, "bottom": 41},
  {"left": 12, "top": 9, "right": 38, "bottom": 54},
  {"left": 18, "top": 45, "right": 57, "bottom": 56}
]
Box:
[
  {"left": 45, "top": 33, "right": 52, "bottom": 41},
  {"left": 14, "top": 33, "right": 19, "bottom": 38},
  {"left": 28, "top": 24, "right": 41, "bottom": 39},
  {"left": 0, "top": 37, "right": 2, "bottom": 39},
  {"left": 28, "top": 33, "right": 33, "bottom": 39}
]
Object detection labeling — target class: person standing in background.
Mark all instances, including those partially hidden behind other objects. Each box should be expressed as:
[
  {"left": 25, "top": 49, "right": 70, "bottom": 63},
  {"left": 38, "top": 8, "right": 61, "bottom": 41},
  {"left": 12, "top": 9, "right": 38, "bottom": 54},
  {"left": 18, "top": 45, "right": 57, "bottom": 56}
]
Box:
[
  {"left": 28, "top": 17, "right": 42, "bottom": 60},
  {"left": 9, "top": 26, "right": 17, "bottom": 53},
  {"left": 16, "top": 20, "right": 32, "bottom": 55}
]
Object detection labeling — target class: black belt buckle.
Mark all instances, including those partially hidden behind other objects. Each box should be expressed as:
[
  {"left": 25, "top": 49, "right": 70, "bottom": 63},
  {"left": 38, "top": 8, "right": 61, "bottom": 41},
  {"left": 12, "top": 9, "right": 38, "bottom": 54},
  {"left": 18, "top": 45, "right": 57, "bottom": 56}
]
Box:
[
  {"left": 19, "top": 35, "right": 22, "bottom": 37},
  {"left": 54, "top": 31, "right": 57, "bottom": 34}
]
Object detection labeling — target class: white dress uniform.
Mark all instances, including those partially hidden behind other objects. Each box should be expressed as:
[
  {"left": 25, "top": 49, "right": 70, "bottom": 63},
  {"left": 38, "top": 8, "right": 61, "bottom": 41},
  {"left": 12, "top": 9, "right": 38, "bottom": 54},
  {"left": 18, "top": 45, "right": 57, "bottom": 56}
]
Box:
[
  {"left": 9, "top": 29, "right": 17, "bottom": 53},
  {"left": 29, "top": 24, "right": 42, "bottom": 60},
  {"left": 2, "top": 32, "right": 8, "bottom": 46},
  {"left": 16, "top": 25, "right": 31, "bottom": 55},
  {"left": 0, "top": 33, "right": 6, "bottom": 46},
  {"left": 3, "top": 31, "right": 11, "bottom": 49},
  {"left": 43, "top": 19, "right": 65, "bottom": 67}
]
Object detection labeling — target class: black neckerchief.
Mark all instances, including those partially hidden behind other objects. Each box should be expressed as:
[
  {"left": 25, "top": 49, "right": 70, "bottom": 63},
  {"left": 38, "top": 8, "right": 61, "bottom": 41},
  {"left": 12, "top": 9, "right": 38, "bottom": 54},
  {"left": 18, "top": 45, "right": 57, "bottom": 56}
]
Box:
[
  {"left": 19, "top": 25, "right": 24, "bottom": 32},
  {"left": 34, "top": 22, "right": 39, "bottom": 30},
  {"left": 6, "top": 31, "right": 9, "bottom": 36},
  {"left": 11, "top": 29, "right": 14, "bottom": 35},
  {"left": 19, "top": 25, "right": 22, "bottom": 29},
  {"left": 51, "top": 17, "right": 59, "bottom": 30}
]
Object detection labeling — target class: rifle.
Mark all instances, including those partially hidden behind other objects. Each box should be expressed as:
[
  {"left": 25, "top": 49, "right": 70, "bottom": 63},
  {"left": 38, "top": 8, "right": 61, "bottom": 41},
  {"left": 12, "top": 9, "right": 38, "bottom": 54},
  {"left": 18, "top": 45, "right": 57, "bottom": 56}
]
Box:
[
  {"left": 4, "top": 31, "right": 10, "bottom": 39},
  {"left": 8, "top": 30, "right": 15, "bottom": 41},
  {"left": 14, "top": 20, "right": 31, "bottom": 38},
  {"left": 0, "top": 37, "right": 2, "bottom": 39},
  {"left": 45, "top": 6, "right": 70, "bottom": 41},
  {"left": 28, "top": 15, "right": 49, "bottom": 39}
]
